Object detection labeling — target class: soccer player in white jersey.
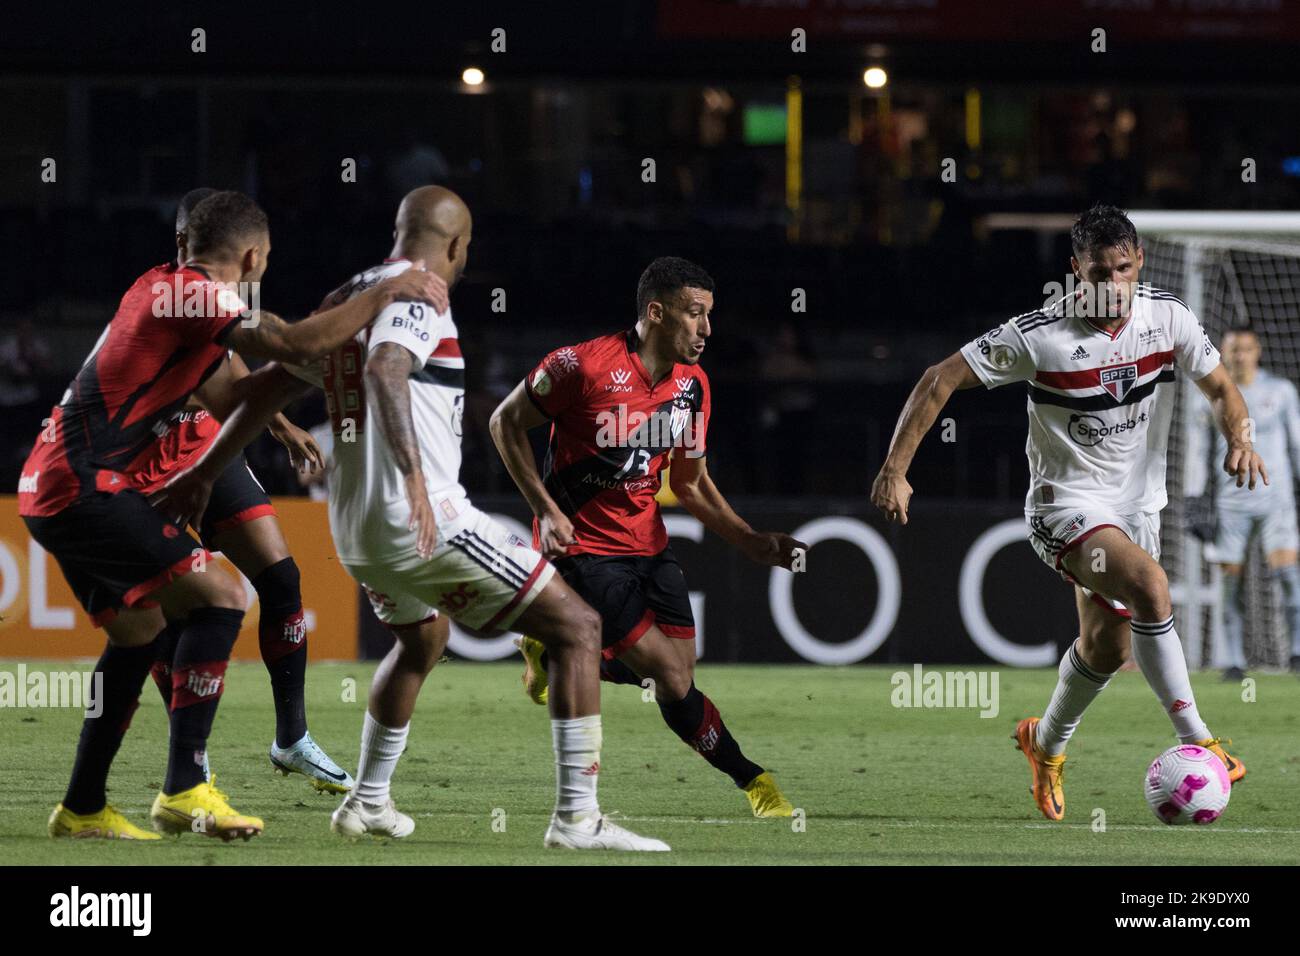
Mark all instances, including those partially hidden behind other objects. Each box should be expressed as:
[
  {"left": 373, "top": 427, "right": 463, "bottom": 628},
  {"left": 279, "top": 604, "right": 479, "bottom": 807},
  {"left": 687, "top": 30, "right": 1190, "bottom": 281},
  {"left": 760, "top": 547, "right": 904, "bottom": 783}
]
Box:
[
  {"left": 1199, "top": 329, "right": 1300, "bottom": 677},
  {"left": 154, "top": 186, "right": 668, "bottom": 851},
  {"left": 870, "top": 204, "right": 1263, "bottom": 821}
]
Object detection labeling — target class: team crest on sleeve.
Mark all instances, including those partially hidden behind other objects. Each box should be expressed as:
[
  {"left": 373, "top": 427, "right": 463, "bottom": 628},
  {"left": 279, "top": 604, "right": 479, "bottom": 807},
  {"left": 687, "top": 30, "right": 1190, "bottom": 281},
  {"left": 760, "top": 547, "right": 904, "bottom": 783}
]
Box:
[
  {"left": 1100, "top": 363, "right": 1138, "bottom": 402},
  {"left": 547, "top": 347, "right": 580, "bottom": 377},
  {"left": 531, "top": 367, "right": 553, "bottom": 396}
]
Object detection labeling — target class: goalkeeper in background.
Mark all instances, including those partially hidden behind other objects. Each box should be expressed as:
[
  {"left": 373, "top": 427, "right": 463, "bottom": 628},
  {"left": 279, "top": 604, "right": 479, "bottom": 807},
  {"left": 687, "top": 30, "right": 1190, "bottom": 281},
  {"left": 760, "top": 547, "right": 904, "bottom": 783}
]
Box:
[{"left": 1200, "top": 329, "right": 1300, "bottom": 677}]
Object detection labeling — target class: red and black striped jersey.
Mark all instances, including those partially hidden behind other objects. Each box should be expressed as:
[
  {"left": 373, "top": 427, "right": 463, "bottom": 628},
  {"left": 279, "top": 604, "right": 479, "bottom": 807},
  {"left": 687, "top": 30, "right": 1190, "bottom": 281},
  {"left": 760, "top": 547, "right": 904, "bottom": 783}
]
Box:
[
  {"left": 18, "top": 263, "right": 245, "bottom": 516},
  {"left": 524, "top": 329, "right": 710, "bottom": 557}
]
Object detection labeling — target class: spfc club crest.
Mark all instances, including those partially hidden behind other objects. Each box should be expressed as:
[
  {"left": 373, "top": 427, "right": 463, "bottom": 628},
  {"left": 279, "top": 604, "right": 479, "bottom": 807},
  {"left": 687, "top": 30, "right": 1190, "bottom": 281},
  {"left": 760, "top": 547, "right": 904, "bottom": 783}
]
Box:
[{"left": 1100, "top": 363, "right": 1137, "bottom": 402}]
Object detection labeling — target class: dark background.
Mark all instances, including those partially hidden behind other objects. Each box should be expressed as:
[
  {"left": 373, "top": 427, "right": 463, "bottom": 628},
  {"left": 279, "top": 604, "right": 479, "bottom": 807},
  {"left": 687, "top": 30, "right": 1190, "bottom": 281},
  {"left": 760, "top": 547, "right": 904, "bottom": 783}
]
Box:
[{"left": 1, "top": 0, "right": 1297, "bottom": 659}]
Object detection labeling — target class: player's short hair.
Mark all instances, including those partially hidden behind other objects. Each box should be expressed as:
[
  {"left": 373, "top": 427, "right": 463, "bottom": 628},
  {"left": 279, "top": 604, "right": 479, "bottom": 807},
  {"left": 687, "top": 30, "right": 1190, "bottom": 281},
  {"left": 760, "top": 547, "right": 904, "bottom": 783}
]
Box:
[
  {"left": 1070, "top": 203, "right": 1139, "bottom": 260},
  {"left": 175, "top": 187, "right": 217, "bottom": 232},
  {"left": 185, "top": 191, "right": 269, "bottom": 260},
  {"left": 1222, "top": 327, "right": 1259, "bottom": 342},
  {"left": 636, "top": 256, "right": 715, "bottom": 318}
]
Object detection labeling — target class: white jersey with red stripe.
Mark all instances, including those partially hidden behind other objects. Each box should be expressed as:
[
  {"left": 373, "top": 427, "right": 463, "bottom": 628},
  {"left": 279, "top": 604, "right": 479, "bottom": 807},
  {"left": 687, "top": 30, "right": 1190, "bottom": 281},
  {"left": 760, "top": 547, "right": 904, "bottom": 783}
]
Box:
[
  {"left": 960, "top": 284, "right": 1221, "bottom": 516},
  {"left": 286, "top": 259, "right": 467, "bottom": 564}
]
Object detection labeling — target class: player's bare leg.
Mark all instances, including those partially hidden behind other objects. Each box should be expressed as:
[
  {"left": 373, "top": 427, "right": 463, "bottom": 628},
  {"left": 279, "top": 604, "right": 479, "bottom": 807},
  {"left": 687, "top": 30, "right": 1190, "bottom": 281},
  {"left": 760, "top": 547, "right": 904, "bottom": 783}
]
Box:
[
  {"left": 512, "top": 578, "right": 669, "bottom": 850},
  {"left": 1014, "top": 587, "right": 1126, "bottom": 821},
  {"left": 211, "top": 515, "right": 352, "bottom": 792},
  {"left": 49, "top": 606, "right": 167, "bottom": 839},
  {"left": 1061, "top": 527, "right": 1244, "bottom": 782},
  {"left": 512, "top": 578, "right": 602, "bottom": 719},
  {"left": 332, "top": 615, "right": 449, "bottom": 838},
  {"left": 147, "top": 567, "right": 265, "bottom": 840},
  {"left": 619, "top": 626, "right": 792, "bottom": 817}
]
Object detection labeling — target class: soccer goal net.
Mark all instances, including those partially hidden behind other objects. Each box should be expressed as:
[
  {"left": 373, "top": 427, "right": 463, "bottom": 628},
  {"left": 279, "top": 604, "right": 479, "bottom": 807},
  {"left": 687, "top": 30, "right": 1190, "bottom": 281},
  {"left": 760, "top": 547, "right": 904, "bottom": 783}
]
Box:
[
  {"left": 1133, "top": 213, "right": 1300, "bottom": 671},
  {"left": 982, "top": 211, "right": 1300, "bottom": 669}
]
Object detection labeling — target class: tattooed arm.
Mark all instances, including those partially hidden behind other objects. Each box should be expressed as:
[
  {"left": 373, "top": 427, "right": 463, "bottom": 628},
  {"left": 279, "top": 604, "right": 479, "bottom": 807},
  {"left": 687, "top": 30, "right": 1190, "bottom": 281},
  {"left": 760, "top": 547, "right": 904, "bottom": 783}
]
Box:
[{"left": 365, "top": 342, "right": 437, "bottom": 558}]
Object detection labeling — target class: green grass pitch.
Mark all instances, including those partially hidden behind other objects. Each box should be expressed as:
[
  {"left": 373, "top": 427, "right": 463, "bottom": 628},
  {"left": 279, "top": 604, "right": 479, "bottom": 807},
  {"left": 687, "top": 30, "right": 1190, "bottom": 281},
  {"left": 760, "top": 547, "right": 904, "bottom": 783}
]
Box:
[{"left": 2, "top": 661, "right": 1297, "bottom": 865}]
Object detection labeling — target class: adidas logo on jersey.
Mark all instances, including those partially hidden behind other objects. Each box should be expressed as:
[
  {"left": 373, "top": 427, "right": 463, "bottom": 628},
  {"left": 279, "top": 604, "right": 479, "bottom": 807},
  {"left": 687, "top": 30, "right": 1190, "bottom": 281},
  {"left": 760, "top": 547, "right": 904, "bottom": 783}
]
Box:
[{"left": 1070, "top": 346, "right": 1090, "bottom": 361}]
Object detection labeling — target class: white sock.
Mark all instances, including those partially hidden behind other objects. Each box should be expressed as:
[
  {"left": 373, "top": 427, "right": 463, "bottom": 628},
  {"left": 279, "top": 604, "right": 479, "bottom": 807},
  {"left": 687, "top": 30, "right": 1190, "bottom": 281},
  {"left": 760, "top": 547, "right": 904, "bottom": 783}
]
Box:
[
  {"left": 1130, "top": 615, "right": 1211, "bottom": 743},
  {"left": 354, "top": 711, "right": 409, "bottom": 805},
  {"left": 1036, "top": 640, "right": 1114, "bottom": 756},
  {"left": 552, "top": 715, "right": 601, "bottom": 822}
]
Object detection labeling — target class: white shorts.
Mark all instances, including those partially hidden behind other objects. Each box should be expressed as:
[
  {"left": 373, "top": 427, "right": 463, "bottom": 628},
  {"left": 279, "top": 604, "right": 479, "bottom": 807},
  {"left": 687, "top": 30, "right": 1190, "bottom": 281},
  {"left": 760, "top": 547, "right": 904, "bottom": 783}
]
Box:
[
  {"left": 344, "top": 505, "right": 555, "bottom": 632},
  {"left": 1205, "top": 506, "right": 1300, "bottom": 565},
  {"left": 1027, "top": 505, "right": 1161, "bottom": 619}
]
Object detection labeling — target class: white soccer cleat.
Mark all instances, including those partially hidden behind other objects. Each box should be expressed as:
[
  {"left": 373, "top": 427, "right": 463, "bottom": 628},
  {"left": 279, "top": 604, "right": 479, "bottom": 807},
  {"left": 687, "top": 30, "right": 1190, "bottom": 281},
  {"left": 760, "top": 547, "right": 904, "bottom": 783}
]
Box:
[
  {"left": 270, "top": 733, "right": 355, "bottom": 794},
  {"left": 330, "top": 796, "right": 415, "bottom": 839},
  {"left": 543, "top": 813, "right": 670, "bottom": 852}
]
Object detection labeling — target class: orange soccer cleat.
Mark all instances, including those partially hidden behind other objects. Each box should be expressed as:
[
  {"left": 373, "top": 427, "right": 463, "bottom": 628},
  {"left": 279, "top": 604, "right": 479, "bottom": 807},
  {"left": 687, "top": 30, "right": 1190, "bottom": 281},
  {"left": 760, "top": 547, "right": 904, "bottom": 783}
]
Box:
[
  {"left": 1197, "top": 737, "right": 1246, "bottom": 785},
  {"left": 1013, "top": 717, "right": 1067, "bottom": 821}
]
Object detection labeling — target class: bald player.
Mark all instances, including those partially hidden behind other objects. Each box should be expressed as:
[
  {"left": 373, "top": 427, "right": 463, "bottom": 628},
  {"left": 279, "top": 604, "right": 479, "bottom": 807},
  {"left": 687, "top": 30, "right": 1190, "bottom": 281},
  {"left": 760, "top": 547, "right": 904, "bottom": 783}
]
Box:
[
  {"left": 22, "top": 190, "right": 446, "bottom": 840},
  {"left": 155, "top": 187, "right": 670, "bottom": 851}
]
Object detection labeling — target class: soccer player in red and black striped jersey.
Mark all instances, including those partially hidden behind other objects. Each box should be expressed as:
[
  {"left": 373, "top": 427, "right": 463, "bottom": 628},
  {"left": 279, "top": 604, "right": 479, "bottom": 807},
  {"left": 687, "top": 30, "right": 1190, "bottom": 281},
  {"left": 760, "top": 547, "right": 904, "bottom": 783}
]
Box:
[
  {"left": 18, "top": 190, "right": 447, "bottom": 840},
  {"left": 128, "top": 188, "right": 353, "bottom": 795},
  {"left": 491, "top": 256, "right": 806, "bottom": 817}
]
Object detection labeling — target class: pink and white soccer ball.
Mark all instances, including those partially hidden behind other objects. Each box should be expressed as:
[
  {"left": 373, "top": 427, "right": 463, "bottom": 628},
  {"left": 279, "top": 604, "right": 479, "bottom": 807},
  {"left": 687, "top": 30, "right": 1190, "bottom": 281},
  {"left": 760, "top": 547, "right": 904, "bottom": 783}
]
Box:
[{"left": 1144, "top": 745, "right": 1231, "bottom": 825}]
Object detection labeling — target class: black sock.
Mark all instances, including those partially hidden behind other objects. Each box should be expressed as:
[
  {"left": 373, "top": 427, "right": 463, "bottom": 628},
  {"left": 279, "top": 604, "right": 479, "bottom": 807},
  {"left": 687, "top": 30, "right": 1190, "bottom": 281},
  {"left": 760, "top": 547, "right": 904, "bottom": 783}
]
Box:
[
  {"left": 658, "top": 683, "right": 763, "bottom": 788},
  {"left": 166, "top": 607, "right": 243, "bottom": 794},
  {"left": 63, "top": 639, "right": 159, "bottom": 814},
  {"left": 149, "top": 621, "right": 183, "bottom": 711},
  {"left": 252, "top": 558, "right": 308, "bottom": 748},
  {"left": 600, "top": 657, "right": 643, "bottom": 687}
]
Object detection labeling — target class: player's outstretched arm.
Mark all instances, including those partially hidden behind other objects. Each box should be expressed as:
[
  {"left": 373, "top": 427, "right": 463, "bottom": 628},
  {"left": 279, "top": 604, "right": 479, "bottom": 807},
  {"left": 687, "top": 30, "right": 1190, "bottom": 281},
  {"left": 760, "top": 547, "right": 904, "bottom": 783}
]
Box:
[
  {"left": 189, "top": 352, "right": 323, "bottom": 472},
  {"left": 225, "top": 263, "right": 448, "bottom": 365},
  {"left": 227, "top": 351, "right": 323, "bottom": 470},
  {"left": 365, "top": 342, "right": 437, "bottom": 559},
  {"left": 488, "top": 381, "right": 576, "bottom": 558},
  {"left": 871, "top": 350, "right": 981, "bottom": 525},
  {"left": 1195, "top": 364, "right": 1268, "bottom": 490},
  {"left": 669, "top": 452, "right": 807, "bottom": 570},
  {"left": 151, "top": 363, "right": 312, "bottom": 528}
]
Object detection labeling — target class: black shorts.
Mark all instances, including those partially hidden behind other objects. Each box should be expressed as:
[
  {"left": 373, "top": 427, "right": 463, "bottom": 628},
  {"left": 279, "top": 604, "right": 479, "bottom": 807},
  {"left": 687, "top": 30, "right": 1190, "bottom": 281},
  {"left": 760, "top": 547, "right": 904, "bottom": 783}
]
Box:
[
  {"left": 196, "top": 456, "right": 275, "bottom": 547},
  {"left": 553, "top": 547, "right": 695, "bottom": 660},
  {"left": 22, "top": 491, "right": 211, "bottom": 627}
]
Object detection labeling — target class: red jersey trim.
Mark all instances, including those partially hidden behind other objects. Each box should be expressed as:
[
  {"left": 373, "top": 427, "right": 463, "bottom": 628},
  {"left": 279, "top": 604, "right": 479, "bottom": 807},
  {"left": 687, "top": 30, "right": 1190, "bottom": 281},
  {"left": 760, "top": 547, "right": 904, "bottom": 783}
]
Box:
[
  {"left": 482, "top": 556, "right": 549, "bottom": 631},
  {"left": 602, "top": 608, "right": 657, "bottom": 660},
  {"left": 1034, "top": 349, "right": 1175, "bottom": 392},
  {"left": 121, "top": 550, "right": 216, "bottom": 609},
  {"left": 208, "top": 504, "right": 277, "bottom": 534}
]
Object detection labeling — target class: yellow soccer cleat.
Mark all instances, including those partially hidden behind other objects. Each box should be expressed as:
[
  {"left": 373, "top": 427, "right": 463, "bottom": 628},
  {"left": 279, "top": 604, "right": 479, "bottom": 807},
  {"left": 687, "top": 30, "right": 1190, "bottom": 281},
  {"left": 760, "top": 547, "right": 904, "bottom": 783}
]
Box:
[
  {"left": 1196, "top": 737, "right": 1246, "bottom": 785},
  {"left": 48, "top": 803, "right": 161, "bottom": 840},
  {"left": 514, "top": 635, "right": 549, "bottom": 706},
  {"left": 1014, "top": 716, "right": 1067, "bottom": 821},
  {"left": 150, "top": 780, "right": 264, "bottom": 842},
  {"left": 743, "top": 771, "right": 794, "bottom": 818}
]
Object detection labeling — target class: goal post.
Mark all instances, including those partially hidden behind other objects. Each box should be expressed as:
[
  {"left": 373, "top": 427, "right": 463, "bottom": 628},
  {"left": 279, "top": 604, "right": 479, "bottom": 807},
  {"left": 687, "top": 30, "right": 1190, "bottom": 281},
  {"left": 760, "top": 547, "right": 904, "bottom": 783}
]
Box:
[{"left": 981, "top": 210, "right": 1300, "bottom": 669}]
